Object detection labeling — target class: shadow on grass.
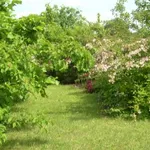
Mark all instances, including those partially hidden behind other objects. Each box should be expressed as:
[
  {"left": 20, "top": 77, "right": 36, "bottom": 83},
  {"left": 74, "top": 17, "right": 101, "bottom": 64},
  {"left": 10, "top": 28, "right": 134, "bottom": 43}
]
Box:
[
  {"left": 45, "top": 88, "right": 104, "bottom": 121},
  {"left": 66, "top": 90, "right": 148, "bottom": 121},
  {"left": 1, "top": 137, "right": 48, "bottom": 149},
  {"left": 11, "top": 106, "right": 26, "bottom": 113},
  {"left": 66, "top": 90, "right": 101, "bottom": 121}
]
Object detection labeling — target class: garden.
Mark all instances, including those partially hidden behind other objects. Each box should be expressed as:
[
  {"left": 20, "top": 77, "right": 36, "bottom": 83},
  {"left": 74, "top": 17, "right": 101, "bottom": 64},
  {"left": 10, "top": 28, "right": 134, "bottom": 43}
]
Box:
[{"left": 0, "top": 0, "right": 150, "bottom": 149}]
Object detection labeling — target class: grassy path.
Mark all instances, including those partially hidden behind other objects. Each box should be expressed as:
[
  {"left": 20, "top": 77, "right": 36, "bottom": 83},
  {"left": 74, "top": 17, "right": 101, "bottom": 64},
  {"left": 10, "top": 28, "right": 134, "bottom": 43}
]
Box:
[{"left": 1, "top": 85, "right": 150, "bottom": 150}]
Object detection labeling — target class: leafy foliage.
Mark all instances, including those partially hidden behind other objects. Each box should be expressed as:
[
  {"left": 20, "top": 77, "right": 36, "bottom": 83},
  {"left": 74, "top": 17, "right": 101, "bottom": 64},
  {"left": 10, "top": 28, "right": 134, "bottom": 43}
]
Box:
[
  {"left": 1, "top": 0, "right": 150, "bottom": 145},
  {"left": 93, "top": 37, "right": 150, "bottom": 119},
  {"left": 0, "top": 0, "right": 97, "bottom": 144},
  {"left": 0, "top": 0, "right": 48, "bottom": 144},
  {"left": 44, "top": 4, "right": 84, "bottom": 28},
  {"left": 132, "top": 0, "right": 150, "bottom": 37},
  {"left": 84, "top": 0, "right": 150, "bottom": 119}
]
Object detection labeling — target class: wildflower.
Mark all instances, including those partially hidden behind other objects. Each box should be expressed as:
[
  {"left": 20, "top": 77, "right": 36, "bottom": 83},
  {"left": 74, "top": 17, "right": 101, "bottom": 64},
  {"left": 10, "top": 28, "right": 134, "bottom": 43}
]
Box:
[
  {"left": 139, "top": 57, "right": 149, "bottom": 67},
  {"left": 92, "top": 38, "right": 96, "bottom": 43},
  {"left": 108, "top": 72, "right": 116, "bottom": 84},
  {"left": 94, "top": 64, "right": 99, "bottom": 72},
  {"left": 101, "top": 64, "right": 110, "bottom": 72},
  {"left": 133, "top": 63, "right": 140, "bottom": 68},
  {"left": 85, "top": 43, "right": 93, "bottom": 49},
  {"left": 128, "top": 48, "right": 141, "bottom": 57},
  {"left": 125, "top": 61, "right": 134, "bottom": 69}
]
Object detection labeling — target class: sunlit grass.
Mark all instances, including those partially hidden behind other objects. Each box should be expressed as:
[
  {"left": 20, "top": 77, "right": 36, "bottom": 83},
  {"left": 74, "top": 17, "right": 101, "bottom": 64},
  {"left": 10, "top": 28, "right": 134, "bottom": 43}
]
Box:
[{"left": 1, "top": 85, "right": 150, "bottom": 150}]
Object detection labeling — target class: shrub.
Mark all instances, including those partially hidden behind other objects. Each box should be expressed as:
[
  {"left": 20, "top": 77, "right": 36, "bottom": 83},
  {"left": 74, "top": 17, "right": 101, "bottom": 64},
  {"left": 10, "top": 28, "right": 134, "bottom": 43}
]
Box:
[
  {"left": 0, "top": 0, "right": 49, "bottom": 144},
  {"left": 93, "top": 38, "right": 150, "bottom": 119},
  {"left": 35, "top": 36, "right": 95, "bottom": 84}
]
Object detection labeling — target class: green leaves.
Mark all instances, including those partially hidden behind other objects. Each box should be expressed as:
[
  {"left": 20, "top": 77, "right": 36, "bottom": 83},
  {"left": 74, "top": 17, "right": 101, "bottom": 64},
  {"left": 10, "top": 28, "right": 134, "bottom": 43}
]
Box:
[
  {"left": 45, "top": 4, "right": 84, "bottom": 28},
  {"left": 0, "top": 124, "right": 6, "bottom": 145},
  {"left": 132, "top": 0, "right": 150, "bottom": 37},
  {"left": 0, "top": 1, "right": 49, "bottom": 144}
]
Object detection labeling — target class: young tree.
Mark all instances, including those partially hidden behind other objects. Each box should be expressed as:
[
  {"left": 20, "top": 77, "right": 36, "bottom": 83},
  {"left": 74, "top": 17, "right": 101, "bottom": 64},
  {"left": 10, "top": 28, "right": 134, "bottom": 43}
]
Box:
[{"left": 132, "top": 0, "right": 150, "bottom": 37}]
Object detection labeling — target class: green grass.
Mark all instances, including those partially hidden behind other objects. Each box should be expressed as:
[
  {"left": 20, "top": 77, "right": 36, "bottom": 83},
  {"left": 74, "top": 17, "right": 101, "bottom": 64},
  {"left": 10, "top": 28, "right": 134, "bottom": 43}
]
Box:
[{"left": 1, "top": 85, "right": 150, "bottom": 150}]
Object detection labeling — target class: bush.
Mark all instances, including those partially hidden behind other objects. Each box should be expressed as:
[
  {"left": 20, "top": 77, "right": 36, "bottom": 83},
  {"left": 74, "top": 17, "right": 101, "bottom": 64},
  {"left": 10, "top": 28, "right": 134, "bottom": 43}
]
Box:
[
  {"left": 35, "top": 36, "right": 95, "bottom": 84},
  {"left": 0, "top": 0, "right": 49, "bottom": 144},
  {"left": 93, "top": 38, "right": 150, "bottom": 119}
]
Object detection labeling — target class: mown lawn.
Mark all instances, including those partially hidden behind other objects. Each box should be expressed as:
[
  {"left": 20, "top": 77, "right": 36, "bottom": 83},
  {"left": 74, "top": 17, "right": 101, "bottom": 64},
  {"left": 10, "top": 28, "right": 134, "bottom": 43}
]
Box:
[{"left": 1, "top": 85, "right": 150, "bottom": 150}]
